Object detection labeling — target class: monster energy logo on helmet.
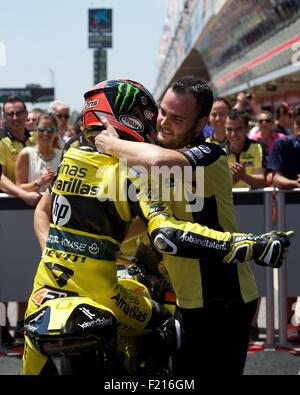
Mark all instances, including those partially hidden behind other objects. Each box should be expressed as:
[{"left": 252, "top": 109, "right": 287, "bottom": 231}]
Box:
[{"left": 114, "top": 82, "right": 141, "bottom": 113}]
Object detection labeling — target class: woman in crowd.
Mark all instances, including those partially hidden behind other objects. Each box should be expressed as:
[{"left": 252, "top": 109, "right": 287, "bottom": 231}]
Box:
[{"left": 15, "top": 112, "right": 62, "bottom": 195}]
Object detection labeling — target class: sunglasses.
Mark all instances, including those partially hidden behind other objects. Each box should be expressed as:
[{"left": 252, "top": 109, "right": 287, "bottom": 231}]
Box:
[
  {"left": 36, "top": 127, "right": 57, "bottom": 133},
  {"left": 27, "top": 118, "right": 37, "bottom": 122},
  {"left": 4, "top": 110, "right": 26, "bottom": 118},
  {"left": 56, "top": 114, "right": 70, "bottom": 120},
  {"left": 258, "top": 119, "right": 272, "bottom": 123}
]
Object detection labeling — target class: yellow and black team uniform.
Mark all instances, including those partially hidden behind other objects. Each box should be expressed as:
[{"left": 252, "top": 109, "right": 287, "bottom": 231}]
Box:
[
  {"left": 24, "top": 146, "right": 243, "bottom": 375},
  {"left": 23, "top": 147, "right": 156, "bottom": 374},
  {"left": 164, "top": 136, "right": 258, "bottom": 308},
  {"left": 225, "top": 137, "right": 267, "bottom": 188},
  {"left": 159, "top": 134, "right": 259, "bottom": 375},
  {"left": 0, "top": 129, "right": 36, "bottom": 182}
]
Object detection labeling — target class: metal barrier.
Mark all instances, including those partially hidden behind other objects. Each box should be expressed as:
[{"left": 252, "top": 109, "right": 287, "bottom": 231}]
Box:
[
  {"left": 276, "top": 189, "right": 300, "bottom": 346},
  {"left": 1, "top": 189, "right": 299, "bottom": 347},
  {"left": 0, "top": 193, "right": 41, "bottom": 302},
  {"left": 233, "top": 187, "right": 275, "bottom": 347},
  {"left": 233, "top": 187, "right": 300, "bottom": 348}
]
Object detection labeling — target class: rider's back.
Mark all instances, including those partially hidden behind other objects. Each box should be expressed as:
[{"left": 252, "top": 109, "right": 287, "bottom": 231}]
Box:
[{"left": 28, "top": 147, "right": 135, "bottom": 310}]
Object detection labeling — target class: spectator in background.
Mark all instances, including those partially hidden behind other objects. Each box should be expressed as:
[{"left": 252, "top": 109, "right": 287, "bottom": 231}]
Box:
[
  {"left": 267, "top": 105, "right": 300, "bottom": 340},
  {"left": 25, "top": 108, "right": 44, "bottom": 132},
  {"left": 64, "top": 113, "right": 83, "bottom": 141},
  {"left": 273, "top": 102, "right": 293, "bottom": 136},
  {"left": 64, "top": 123, "right": 78, "bottom": 140},
  {"left": 205, "top": 97, "right": 231, "bottom": 147},
  {"left": 15, "top": 113, "right": 62, "bottom": 194},
  {"left": 48, "top": 100, "right": 70, "bottom": 146},
  {"left": 252, "top": 110, "right": 285, "bottom": 155},
  {"left": 268, "top": 105, "right": 300, "bottom": 189},
  {"left": 233, "top": 92, "right": 261, "bottom": 124},
  {"left": 0, "top": 96, "right": 36, "bottom": 182},
  {"left": 225, "top": 109, "right": 267, "bottom": 189}
]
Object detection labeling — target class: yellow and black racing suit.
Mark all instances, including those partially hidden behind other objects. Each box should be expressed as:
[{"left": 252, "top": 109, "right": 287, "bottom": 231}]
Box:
[
  {"left": 150, "top": 135, "right": 259, "bottom": 375},
  {"left": 156, "top": 138, "right": 258, "bottom": 308},
  {"left": 22, "top": 146, "right": 243, "bottom": 374}
]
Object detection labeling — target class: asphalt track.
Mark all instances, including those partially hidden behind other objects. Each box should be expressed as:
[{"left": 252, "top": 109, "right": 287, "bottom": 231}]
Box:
[
  {"left": 1, "top": 346, "right": 300, "bottom": 375},
  {"left": 1, "top": 299, "right": 300, "bottom": 375}
]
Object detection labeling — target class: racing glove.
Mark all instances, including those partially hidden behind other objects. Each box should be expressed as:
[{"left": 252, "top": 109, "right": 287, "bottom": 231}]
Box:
[{"left": 223, "top": 231, "right": 294, "bottom": 268}]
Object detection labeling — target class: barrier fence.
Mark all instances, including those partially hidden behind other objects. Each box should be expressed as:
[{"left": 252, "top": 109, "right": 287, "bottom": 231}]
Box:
[
  {"left": 233, "top": 187, "right": 300, "bottom": 347},
  {"left": 0, "top": 188, "right": 300, "bottom": 348}
]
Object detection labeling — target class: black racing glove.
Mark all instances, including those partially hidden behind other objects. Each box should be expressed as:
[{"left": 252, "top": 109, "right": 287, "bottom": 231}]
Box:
[{"left": 223, "top": 231, "right": 294, "bottom": 268}]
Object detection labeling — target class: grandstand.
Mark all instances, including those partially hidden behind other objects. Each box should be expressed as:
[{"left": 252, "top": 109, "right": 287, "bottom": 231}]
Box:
[{"left": 154, "top": 0, "right": 300, "bottom": 108}]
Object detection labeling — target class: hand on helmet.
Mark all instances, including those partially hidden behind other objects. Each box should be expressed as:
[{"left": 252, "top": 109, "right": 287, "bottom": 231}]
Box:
[
  {"left": 223, "top": 230, "right": 294, "bottom": 268},
  {"left": 94, "top": 116, "right": 120, "bottom": 154}
]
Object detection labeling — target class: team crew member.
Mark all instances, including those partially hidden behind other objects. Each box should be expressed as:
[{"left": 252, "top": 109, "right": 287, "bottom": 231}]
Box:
[
  {"left": 225, "top": 109, "right": 267, "bottom": 188},
  {"left": 23, "top": 79, "right": 292, "bottom": 375},
  {"left": 0, "top": 96, "right": 36, "bottom": 182},
  {"left": 94, "top": 76, "right": 288, "bottom": 375}
]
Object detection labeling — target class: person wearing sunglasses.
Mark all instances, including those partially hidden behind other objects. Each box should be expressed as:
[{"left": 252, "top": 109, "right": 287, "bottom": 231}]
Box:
[
  {"left": 48, "top": 100, "right": 70, "bottom": 146},
  {"left": 0, "top": 96, "right": 37, "bottom": 183},
  {"left": 25, "top": 108, "right": 44, "bottom": 132},
  {"left": 252, "top": 110, "right": 285, "bottom": 155},
  {"left": 15, "top": 113, "right": 62, "bottom": 194}
]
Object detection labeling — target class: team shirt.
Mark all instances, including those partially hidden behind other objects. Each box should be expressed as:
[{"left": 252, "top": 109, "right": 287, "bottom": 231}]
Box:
[
  {"left": 224, "top": 138, "right": 267, "bottom": 188},
  {"left": 163, "top": 134, "right": 258, "bottom": 308},
  {"left": 0, "top": 129, "right": 36, "bottom": 182}
]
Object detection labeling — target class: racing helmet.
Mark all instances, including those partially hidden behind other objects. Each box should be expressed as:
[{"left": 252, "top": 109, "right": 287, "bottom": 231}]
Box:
[{"left": 83, "top": 79, "right": 158, "bottom": 144}]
